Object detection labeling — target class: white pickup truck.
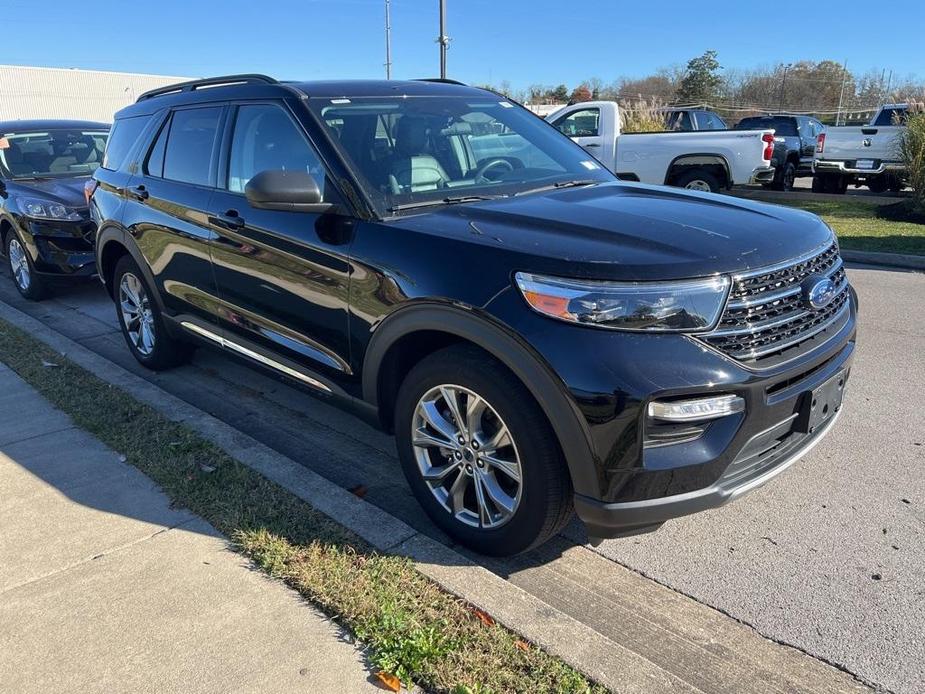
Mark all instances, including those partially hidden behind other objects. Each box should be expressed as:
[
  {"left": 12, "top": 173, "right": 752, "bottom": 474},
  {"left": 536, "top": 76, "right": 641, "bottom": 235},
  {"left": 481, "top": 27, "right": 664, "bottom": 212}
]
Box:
[
  {"left": 545, "top": 101, "right": 776, "bottom": 193},
  {"left": 813, "top": 104, "right": 909, "bottom": 194}
]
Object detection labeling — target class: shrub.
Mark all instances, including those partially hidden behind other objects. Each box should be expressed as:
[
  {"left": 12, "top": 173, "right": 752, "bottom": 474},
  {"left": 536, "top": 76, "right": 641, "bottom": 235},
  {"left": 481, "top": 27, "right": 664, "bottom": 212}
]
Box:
[
  {"left": 619, "top": 98, "right": 667, "bottom": 133},
  {"left": 898, "top": 102, "right": 925, "bottom": 211}
]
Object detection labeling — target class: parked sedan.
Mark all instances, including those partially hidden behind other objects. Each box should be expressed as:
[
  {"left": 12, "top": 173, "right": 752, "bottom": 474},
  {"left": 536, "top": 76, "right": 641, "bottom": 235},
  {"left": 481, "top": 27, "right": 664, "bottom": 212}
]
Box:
[{"left": 0, "top": 120, "right": 110, "bottom": 299}]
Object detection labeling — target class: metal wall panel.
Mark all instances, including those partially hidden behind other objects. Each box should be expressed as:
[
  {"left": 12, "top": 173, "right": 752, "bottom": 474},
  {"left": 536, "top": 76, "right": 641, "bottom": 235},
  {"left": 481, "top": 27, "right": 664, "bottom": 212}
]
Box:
[{"left": 0, "top": 65, "right": 194, "bottom": 124}]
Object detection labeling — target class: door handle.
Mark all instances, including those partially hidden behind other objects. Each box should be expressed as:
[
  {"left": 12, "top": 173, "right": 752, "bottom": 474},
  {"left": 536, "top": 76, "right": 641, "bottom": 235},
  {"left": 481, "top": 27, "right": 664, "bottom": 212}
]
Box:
[
  {"left": 584, "top": 143, "right": 601, "bottom": 148},
  {"left": 129, "top": 184, "right": 149, "bottom": 201},
  {"left": 208, "top": 210, "right": 246, "bottom": 231}
]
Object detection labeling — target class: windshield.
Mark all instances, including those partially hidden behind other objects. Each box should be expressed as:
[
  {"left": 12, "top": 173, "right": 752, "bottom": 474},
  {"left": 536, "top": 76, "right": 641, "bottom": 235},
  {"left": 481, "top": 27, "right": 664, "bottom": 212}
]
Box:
[
  {"left": 735, "top": 117, "right": 797, "bottom": 137},
  {"left": 0, "top": 129, "right": 110, "bottom": 179},
  {"left": 307, "top": 95, "right": 614, "bottom": 214}
]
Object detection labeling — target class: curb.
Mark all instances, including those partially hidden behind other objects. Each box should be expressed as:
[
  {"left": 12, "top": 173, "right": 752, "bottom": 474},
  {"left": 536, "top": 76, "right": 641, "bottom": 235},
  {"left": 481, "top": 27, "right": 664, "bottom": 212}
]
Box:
[
  {"left": 840, "top": 248, "right": 925, "bottom": 271},
  {"left": 0, "top": 298, "right": 677, "bottom": 694}
]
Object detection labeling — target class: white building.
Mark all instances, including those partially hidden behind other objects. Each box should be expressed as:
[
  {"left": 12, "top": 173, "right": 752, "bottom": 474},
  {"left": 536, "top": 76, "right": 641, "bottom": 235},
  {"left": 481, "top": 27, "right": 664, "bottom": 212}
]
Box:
[{"left": 0, "top": 65, "right": 194, "bottom": 124}]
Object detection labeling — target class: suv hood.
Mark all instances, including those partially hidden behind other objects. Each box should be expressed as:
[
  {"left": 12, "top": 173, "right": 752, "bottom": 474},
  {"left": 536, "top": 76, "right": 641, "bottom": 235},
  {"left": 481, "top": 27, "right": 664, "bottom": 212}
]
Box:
[
  {"left": 4, "top": 176, "right": 89, "bottom": 209},
  {"left": 401, "top": 182, "right": 834, "bottom": 280}
]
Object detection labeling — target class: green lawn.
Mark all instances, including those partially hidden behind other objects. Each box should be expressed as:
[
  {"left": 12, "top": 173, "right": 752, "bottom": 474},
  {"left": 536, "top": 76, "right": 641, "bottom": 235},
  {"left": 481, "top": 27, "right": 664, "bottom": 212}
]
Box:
[{"left": 757, "top": 197, "right": 925, "bottom": 256}]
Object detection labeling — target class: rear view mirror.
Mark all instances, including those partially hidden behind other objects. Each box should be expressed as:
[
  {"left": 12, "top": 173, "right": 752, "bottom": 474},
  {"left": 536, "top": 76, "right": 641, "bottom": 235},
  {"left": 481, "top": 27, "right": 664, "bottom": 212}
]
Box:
[{"left": 244, "top": 170, "right": 333, "bottom": 213}]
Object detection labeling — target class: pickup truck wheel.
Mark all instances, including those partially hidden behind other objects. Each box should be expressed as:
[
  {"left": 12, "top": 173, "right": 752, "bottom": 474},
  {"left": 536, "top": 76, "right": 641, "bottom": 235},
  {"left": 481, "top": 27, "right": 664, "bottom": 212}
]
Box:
[
  {"left": 113, "top": 255, "right": 193, "bottom": 371},
  {"left": 867, "top": 176, "right": 889, "bottom": 194},
  {"left": 395, "top": 345, "right": 573, "bottom": 556},
  {"left": 674, "top": 169, "right": 721, "bottom": 193},
  {"left": 772, "top": 162, "right": 796, "bottom": 191}
]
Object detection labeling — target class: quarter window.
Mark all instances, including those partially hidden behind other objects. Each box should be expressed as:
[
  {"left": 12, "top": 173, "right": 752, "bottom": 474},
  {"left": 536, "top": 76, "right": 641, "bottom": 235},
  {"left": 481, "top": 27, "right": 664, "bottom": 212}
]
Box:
[
  {"left": 227, "top": 104, "right": 325, "bottom": 195},
  {"left": 162, "top": 107, "right": 222, "bottom": 186},
  {"left": 102, "top": 115, "right": 148, "bottom": 171}
]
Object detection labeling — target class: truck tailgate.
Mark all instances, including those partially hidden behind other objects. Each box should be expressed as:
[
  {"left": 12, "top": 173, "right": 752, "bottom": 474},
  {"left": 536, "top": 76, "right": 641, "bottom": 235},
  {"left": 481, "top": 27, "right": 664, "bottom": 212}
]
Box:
[{"left": 819, "top": 125, "right": 903, "bottom": 162}]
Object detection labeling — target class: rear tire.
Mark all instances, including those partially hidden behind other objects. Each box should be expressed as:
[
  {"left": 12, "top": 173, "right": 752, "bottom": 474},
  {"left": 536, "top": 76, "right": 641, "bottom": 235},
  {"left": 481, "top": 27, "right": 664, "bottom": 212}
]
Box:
[
  {"left": 6, "top": 233, "right": 47, "bottom": 301},
  {"left": 113, "top": 255, "right": 193, "bottom": 370},
  {"left": 394, "top": 345, "right": 573, "bottom": 556},
  {"left": 771, "top": 162, "right": 796, "bottom": 191},
  {"left": 673, "top": 169, "right": 721, "bottom": 194},
  {"left": 867, "top": 176, "right": 889, "bottom": 194}
]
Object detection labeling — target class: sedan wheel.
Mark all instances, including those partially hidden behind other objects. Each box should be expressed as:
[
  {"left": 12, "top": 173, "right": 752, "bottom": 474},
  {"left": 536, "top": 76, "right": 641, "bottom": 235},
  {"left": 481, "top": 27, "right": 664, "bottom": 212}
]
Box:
[
  {"left": 119, "top": 272, "right": 156, "bottom": 356},
  {"left": 411, "top": 384, "right": 522, "bottom": 529}
]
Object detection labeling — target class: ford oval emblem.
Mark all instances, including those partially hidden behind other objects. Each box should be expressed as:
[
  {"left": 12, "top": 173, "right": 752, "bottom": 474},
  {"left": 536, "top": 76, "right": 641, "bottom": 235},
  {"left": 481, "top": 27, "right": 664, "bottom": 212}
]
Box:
[{"left": 803, "top": 276, "right": 837, "bottom": 309}]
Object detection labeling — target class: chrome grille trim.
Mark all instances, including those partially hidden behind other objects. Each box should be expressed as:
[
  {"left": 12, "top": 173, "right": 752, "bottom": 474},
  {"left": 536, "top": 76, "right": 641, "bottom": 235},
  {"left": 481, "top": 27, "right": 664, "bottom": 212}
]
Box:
[{"left": 700, "top": 240, "right": 850, "bottom": 363}]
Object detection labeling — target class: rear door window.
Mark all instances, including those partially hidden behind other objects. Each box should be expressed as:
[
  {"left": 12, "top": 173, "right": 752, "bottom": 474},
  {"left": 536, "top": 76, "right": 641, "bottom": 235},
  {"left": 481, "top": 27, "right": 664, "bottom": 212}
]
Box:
[
  {"left": 102, "top": 115, "right": 148, "bottom": 171},
  {"left": 161, "top": 107, "right": 223, "bottom": 186},
  {"left": 553, "top": 108, "right": 600, "bottom": 137}
]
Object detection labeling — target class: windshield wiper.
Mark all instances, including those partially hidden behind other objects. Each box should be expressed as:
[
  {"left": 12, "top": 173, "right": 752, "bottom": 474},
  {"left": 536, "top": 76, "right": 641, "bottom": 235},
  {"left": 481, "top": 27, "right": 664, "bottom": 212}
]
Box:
[
  {"left": 388, "top": 194, "right": 507, "bottom": 213},
  {"left": 513, "top": 179, "right": 600, "bottom": 197}
]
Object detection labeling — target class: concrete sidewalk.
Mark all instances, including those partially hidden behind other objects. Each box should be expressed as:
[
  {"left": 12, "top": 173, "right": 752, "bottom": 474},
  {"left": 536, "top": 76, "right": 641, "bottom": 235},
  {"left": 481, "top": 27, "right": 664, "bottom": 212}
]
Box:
[{"left": 0, "top": 364, "right": 379, "bottom": 694}]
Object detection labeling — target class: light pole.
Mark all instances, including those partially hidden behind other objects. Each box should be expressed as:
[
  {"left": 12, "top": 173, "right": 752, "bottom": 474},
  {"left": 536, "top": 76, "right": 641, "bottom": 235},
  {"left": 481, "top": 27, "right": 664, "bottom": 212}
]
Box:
[
  {"left": 437, "top": 0, "right": 450, "bottom": 79},
  {"left": 384, "top": 0, "right": 392, "bottom": 79},
  {"left": 778, "top": 63, "right": 791, "bottom": 113}
]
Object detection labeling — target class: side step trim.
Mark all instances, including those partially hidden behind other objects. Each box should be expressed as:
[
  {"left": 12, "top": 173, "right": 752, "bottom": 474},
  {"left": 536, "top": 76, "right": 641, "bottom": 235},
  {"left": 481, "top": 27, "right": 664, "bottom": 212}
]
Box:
[{"left": 180, "top": 321, "right": 331, "bottom": 393}]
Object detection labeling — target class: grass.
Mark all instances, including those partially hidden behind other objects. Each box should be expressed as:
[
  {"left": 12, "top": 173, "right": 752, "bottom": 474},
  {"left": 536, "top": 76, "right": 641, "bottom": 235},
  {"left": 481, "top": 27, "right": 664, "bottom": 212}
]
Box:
[
  {"left": 754, "top": 196, "right": 925, "bottom": 256},
  {"left": 0, "top": 318, "right": 605, "bottom": 694}
]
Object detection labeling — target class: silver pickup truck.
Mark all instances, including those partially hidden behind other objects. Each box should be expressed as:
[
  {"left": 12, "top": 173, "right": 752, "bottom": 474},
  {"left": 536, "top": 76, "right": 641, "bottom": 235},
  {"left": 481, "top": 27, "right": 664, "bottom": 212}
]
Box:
[{"left": 813, "top": 104, "right": 909, "bottom": 194}]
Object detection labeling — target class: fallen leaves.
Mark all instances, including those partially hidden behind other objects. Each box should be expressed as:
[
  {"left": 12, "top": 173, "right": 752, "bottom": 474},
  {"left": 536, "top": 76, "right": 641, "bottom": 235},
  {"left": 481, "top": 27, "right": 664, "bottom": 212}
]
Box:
[
  {"left": 376, "top": 671, "right": 401, "bottom": 691},
  {"left": 514, "top": 639, "right": 530, "bottom": 652},
  {"left": 471, "top": 608, "right": 494, "bottom": 627}
]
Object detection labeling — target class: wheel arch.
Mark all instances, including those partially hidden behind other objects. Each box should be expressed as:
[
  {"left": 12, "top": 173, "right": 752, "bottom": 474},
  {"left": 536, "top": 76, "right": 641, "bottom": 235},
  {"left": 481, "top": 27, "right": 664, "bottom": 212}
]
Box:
[
  {"left": 665, "top": 153, "right": 732, "bottom": 188},
  {"left": 363, "top": 302, "right": 600, "bottom": 498},
  {"left": 95, "top": 225, "right": 168, "bottom": 314}
]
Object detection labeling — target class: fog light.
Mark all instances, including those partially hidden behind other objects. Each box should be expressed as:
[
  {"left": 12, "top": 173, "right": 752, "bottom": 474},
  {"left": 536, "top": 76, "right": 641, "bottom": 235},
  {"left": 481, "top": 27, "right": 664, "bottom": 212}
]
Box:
[{"left": 647, "top": 395, "right": 744, "bottom": 422}]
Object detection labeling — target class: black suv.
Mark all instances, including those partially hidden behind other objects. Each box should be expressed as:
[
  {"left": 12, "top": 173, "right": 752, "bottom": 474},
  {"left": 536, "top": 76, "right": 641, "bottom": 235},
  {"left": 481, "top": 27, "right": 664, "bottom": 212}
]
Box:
[
  {"left": 1, "top": 120, "right": 110, "bottom": 299},
  {"left": 735, "top": 115, "right": 824, "bottom": 191},
  {"left": 90, "top": 76, "right": 857, "bottom": 555}
]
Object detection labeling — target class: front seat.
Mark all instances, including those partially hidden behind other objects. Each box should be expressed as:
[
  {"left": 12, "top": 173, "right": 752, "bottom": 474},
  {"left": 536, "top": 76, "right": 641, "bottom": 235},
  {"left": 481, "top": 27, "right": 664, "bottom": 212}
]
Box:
[{"left": 388, "top": 117, "right": 449, "bottom": 194}]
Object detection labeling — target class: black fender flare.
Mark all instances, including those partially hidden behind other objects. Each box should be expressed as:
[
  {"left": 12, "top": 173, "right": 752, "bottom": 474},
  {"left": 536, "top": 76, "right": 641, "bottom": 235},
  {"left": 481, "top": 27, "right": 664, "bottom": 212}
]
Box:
[
  {"left": 95, "top": 224, "right": 168, "bottom": 315},
  {"left": 362, "top": 302, "right": 601, "bottom": 498}
]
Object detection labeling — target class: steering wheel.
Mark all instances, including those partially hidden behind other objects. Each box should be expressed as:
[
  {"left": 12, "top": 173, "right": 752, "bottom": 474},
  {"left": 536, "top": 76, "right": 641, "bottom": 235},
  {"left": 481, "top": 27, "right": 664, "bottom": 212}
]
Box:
[{"left": 473, "top": 158, "right": 514, "bottom": 183}]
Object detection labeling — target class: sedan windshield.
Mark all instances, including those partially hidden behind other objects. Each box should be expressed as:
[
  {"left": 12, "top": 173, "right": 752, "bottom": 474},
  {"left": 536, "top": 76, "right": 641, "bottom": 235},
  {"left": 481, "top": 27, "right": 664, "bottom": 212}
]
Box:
[
  {"left": 308, "top": 95, "right": 614, "bottom": 214},
  {"left": 0, "top": 129, "right": 110, "bottom": 179}
]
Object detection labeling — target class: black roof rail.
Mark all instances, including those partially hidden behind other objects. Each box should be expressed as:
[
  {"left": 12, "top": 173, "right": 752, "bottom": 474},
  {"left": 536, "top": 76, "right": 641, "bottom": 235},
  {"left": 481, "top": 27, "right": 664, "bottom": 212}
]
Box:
[
  {"left": 137, "top": 74, "right": 279, "bottom": 102},
  {"left": 414, "top": 77, "right": 468, "bottom": 86}
]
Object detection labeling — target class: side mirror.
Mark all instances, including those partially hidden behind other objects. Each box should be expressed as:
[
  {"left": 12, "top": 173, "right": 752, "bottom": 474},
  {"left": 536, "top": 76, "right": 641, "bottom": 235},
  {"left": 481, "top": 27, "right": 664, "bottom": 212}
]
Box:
[{"left": 244, "top": 170, "right": 333, "bottom": 213}]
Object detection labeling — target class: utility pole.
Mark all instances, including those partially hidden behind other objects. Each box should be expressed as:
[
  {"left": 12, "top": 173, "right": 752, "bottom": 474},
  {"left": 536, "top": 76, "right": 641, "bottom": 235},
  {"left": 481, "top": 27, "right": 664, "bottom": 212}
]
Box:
[
  {"left": 835, "top": 59, "right": 849, "bottom": 126},
  {"left": 384, "top": 0, "right": 392, "bottom": 79},
  {"left": 437, "top": 0, "right": 450, "bottom": 79},
  {"left": 778, "top": 63, "right": 791, "bottom": 113}
]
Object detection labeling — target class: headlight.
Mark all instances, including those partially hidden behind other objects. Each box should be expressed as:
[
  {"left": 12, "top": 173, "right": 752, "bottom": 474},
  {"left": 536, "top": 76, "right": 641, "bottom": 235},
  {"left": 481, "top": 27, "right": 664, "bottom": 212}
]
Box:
[
  {"left": 514, "top": 272, "right": 730, "bottom": 332},
  {"left": 19, "top": 197, "right": 83, "bottom": 221}
]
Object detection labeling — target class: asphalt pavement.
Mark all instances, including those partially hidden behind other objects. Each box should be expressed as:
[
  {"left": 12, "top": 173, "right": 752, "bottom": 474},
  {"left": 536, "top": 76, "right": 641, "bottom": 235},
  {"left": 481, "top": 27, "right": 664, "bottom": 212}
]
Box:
[{"left": 0, "top": 262, "right": 921, "bottom": 692}]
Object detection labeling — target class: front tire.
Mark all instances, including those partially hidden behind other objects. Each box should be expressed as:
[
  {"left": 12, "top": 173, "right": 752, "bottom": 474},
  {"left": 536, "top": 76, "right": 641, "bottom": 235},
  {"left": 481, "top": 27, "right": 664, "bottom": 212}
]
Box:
[
  {"left": 395, "top": 345, "right": 573, "bottom": 556},
  {"left": 113, "top": 255, "right": 192, "bottom": 370},
  {"left": 6, "top": 233, "right": 47, "bottom": 300}
]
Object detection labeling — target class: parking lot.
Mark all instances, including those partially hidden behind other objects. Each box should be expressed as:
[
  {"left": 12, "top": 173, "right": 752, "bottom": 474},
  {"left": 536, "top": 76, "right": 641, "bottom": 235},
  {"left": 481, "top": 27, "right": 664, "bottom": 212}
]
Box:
[{"left": 1, "top": 261, "right": 921, "bottom": 693}]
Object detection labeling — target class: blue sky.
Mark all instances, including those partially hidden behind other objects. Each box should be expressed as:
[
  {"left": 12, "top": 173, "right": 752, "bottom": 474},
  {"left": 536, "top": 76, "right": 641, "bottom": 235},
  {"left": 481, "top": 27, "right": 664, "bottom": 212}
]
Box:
[{"left": 3, "top": 0, "right": 923, "bottom": 89}]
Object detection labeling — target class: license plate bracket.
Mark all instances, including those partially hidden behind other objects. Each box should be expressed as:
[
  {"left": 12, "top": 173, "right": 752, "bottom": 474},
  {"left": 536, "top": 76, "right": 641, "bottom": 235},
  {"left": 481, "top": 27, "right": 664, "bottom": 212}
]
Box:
[{"left": 795, "top": 370, "right": 846, "bottom": 434}]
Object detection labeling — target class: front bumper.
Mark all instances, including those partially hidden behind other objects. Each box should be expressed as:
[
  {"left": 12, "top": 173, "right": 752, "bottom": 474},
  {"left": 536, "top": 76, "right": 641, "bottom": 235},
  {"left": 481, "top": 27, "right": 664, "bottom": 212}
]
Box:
[
  {"left": 815, "top": 159, "right": 904, "bottom": 177},
  {"left": 575, "top": 403, "right": 844, "bottom": 538},
  {"left": 23, "top": 219, "right": 97, "bottom": 278}
]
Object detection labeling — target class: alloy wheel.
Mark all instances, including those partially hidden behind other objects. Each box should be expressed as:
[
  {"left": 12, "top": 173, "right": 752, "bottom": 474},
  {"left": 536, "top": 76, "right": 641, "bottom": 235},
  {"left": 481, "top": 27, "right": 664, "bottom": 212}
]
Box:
[
  {"left": 411, "top": 384, "right": 523, "bottom": 529},
  {"left": 119, "top": 272, "right": 156, "bottom": 356},
  {"left": 8, "top": 238, "right": 30, "bottom": 291}
]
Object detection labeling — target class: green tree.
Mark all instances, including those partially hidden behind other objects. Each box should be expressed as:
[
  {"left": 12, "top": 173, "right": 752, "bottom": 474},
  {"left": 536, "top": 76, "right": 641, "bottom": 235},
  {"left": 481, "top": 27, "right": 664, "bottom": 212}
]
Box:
[
  {"left": 676, "top": 50, "right": 723, "bottom": 104},
  {"left": 551, "top": 84, "right": 570, "bottom": 102}
]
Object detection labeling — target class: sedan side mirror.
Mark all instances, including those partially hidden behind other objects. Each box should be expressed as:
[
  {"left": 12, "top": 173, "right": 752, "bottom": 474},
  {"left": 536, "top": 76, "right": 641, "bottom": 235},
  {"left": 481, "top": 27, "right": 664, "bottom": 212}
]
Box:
[{"left": 244, "top": 170, "right": 333, "bottom": 213}]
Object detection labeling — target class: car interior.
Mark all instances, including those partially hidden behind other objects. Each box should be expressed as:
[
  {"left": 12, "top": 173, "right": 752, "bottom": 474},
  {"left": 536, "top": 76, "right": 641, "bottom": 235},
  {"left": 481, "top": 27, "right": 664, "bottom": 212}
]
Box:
[{"left": 0, "top": 131, "right": 107, "bottom": 177}]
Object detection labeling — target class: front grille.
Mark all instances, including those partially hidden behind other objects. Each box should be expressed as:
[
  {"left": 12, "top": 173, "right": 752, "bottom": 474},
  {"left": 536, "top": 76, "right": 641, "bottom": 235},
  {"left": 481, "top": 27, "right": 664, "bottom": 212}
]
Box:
[{"left": 701, "top": 241, "right": 850, "bottom": 365}]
